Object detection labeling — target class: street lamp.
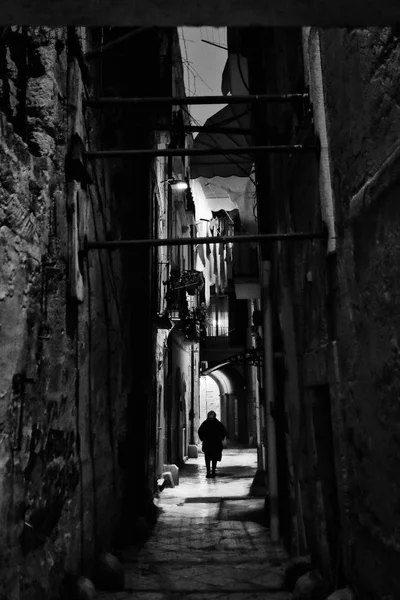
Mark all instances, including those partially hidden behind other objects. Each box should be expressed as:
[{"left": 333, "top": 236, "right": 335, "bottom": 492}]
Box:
[{"left": 162, "top": 178, "right": 188, "bottom": 191}]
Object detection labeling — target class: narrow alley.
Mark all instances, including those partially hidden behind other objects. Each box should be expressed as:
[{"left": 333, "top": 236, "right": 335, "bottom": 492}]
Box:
[
  {"left": 95, "top": 449, "right": 291, "bottom": 600},
  {"left": 2, "top": 19, "right": 400, "bottom": 600}
]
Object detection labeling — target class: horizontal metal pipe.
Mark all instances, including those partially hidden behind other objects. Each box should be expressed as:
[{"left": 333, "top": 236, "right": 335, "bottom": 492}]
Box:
[
  {"left": 156, "top": 125, "right": 254, "bottom": 135},
  {"left": 86, "top": 144, "right": 316, "bottom": 158},
  {"left": 84, "top": 93, "right": 308, "bottom": 107},
  {"left": 84, "top": 27, "right": 149, "bottom": 60},
  {"left": 85, "top": 231, "right": 326, "bottom": 250}
]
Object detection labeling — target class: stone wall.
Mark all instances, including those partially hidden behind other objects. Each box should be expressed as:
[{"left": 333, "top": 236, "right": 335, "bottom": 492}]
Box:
[
  {"left": 0, "top": 26, "right": 165, "bottom": 598},
  {"left": 320, "top": 27, "right": 400, "bottom": 599},
  {"left": 255, "top": 27, "right": 400, "bottom": 596}
]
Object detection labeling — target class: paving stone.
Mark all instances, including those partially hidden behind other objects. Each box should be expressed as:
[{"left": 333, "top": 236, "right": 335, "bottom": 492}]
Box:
[{"left": 94, "top": 449, "right": 289, "bottom": 600}]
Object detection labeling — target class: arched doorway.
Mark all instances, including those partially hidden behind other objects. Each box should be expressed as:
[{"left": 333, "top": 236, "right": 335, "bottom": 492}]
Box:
[
  {"left": 199, "top": 375, "right": 221, "bottom": 422},
  {"left": 200, "top": 365, "right": 248, "bottom": 444}
]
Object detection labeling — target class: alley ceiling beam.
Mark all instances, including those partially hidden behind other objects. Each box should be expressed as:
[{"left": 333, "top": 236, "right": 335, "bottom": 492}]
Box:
[
  {"left": 86, "top": 145, "right": 316, "bottom": 158},
  {"left": 85, "top": 231, "right": 327, "bottom": 251},
  {"left": 84, "top": 94, "right": 308, "bottom": 107},
  {"left": 1, "top": 1, "right": 400, "bottom": 26}
]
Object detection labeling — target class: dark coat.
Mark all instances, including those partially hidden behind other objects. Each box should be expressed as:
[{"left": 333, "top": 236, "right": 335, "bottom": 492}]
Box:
[{"left": 198, "top": 418, "right": 227, "bottom": 461}]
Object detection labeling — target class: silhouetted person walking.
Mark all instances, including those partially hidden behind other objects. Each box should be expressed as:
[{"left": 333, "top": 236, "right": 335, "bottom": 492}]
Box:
[{"left": 198, "top": 410, "right": 227, "bottom": 478}]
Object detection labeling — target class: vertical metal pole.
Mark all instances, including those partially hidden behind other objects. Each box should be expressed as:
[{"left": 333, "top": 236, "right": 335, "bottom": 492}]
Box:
[
  {"left": 254, "top": 297, "right": 265, "bottom": 471},
  {"left": 246, "top": 299, "right": 258, "bottom": 447},
  {"left": 190, "top": 345, "right": 195, "bottom": 445},
  {"left": 262, "top": 260, "right": 280, "bottom": 543}
]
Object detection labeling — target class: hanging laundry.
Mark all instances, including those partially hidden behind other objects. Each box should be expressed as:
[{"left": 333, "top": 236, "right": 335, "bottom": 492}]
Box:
[
  {"left": 218, "top": 242, "right": 226, "bottom": 292},
  {"left": 195, "top": 244, "right": 206, "bottom": 271},
  {"left": 204, "top": 268, "right": 211, "bottom": 307},
  {"left": 212, "top": 242, "right": 220, "bottom": 293}
]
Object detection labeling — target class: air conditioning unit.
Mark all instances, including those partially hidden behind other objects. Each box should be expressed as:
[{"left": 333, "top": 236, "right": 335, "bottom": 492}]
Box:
[{"left": 201, "top": 361, "right": 208, "bottom": 371}]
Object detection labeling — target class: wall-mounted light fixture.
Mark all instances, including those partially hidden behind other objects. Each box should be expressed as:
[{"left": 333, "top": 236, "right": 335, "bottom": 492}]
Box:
[{"left": 162, "top": 178, "right": 188, "bottom": 191}]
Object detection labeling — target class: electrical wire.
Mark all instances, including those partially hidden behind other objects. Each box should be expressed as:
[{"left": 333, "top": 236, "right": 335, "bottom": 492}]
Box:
[{"left": 179, "top": 27, "right": 192, "bottom": 97}]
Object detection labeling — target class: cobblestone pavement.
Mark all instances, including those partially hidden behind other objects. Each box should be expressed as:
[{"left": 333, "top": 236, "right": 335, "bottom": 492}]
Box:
[{"left": 95, "top": 448, "right": 291, "bottom": 600}]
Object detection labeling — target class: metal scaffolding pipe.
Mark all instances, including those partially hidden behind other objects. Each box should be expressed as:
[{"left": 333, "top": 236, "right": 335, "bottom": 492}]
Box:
[
  {"left": 85, "top": 231, "right": 326, "bottom": 250},
  {"left": 84, "top": 93, "right": 308, "bottom": 107},
  {"left": 86, "top": 144, "right": 316, "bottom": 158}
]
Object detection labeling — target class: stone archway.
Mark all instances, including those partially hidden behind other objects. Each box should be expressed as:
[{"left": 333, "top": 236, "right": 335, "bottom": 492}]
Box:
[{"left": 201, "top": 365, "right": 248, "bottom": 444}]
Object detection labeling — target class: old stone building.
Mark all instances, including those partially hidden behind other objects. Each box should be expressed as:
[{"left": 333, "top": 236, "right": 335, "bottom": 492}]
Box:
[
  {"left": 221, "top": 26, "right": 400, "bottom": 599},
  {"left": 2, "top": 19, "right": 400, "bottom": 600},
  {"left": 0, "top": 25, "right": 201, "bottom": 598}
]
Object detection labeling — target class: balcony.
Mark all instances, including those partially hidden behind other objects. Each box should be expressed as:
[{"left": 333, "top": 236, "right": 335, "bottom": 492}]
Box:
[{"left": 162, "top": 274, "right": 208, "bottom": 343}]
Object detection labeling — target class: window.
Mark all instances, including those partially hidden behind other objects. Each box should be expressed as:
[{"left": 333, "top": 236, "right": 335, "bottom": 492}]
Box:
[{"left": 206, "top": 295, "right": 229, "bottom": 337}]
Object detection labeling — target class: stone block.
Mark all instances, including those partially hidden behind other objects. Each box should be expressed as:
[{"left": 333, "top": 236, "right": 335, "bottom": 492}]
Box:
[
  {"left": 284, "top": 556, "right": 315, "bottom": 591},
  {"left": 76, "top": 576, "right": 96, "bottom": 600},
  {"left": 188, "top": 444, "right": 198, "bottom": 458},
  {"left": 163, "top": 463, "right": 179, "bottom": 485},
  {"left": 325, "top": 588, "right": 355, "bottom": 600},
  {"left": 95, "top": 552, "right": 125, "bottom": 591},
  {"left": 162, "top": 471, "right": 175, "bottom": 488},
  {"left": 293, "top": 569, "right": 326, "bottom": 600}
]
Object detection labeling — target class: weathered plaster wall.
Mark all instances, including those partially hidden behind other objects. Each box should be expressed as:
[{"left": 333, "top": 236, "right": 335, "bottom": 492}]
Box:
[
  {"left": 320, "top": 27, "right": 400, "bottom": 598},
  {"left": 245, "top": 25, "right": 333, "bottom": 562},
  {"left": 169, "top": 329, "right": 191, "bottom": 465}
]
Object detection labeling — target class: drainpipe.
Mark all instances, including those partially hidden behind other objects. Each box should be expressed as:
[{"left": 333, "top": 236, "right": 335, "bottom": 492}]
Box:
[
  {"left": 305, "top": 27, "right": 336, "bottom": 254},
  {"left": 304, "top": 27, "right": 352, "bottom": 583},
  {"left": 190, "top": 344, "right": 195, "bottom": 444},
  {"left": 253, "top": 298, "right": 265, "bottom": 470},
  {"left": 246, "top": 299, "right": 260, "bottom": 448},
  {"left": 261, "top": 260, "right": 279, "bottom": 543}
]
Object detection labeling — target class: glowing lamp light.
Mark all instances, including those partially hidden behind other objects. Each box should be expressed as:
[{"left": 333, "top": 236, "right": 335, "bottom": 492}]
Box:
[
  {"left": 161, "top": 177, "right": 188, "bottom": 191},
  {"left": 169, "top": 179, "right": 188, "bottom": 191}
]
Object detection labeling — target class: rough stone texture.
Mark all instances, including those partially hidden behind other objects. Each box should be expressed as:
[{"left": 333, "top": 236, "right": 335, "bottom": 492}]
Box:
[
  {"left": 247, "top": 26, "right": 336, "bottom": 570},
  {"left": 292, "top": 569, "right": 327, "bottom": 600},
  {"left": 0, "top": 27, "right": 86, "bottom": 599},
  {"left": 325, "top": 588, "right": 354, "bottom": 600},
  {"left": 75, "top": 576, "right": 96, "bottom": 600},
  {"left": 284, "top": 556, "right": 315, "bottom": 592},
  {"left": 163, "top": 463, "right": 179, "bottom": 485},
  {"left": 254, "top": 26, "right": 400, "bottom": 598},
  {"left": 238, "top": 24, "right": 400, "bottom": 599},
  {"left": 0, "top": 26, "right": 161, "bottom": 598},
  {"left": 320, "top": 27, "right": 400, "bottom": 599},
  {"left": 94, "top": 552, "right": 124, "bottom": 591}
]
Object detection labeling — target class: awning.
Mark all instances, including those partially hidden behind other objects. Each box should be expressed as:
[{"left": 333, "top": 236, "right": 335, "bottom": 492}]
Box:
[{"left": 190, "top": 103, "right": 253, "bottom": 179}]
